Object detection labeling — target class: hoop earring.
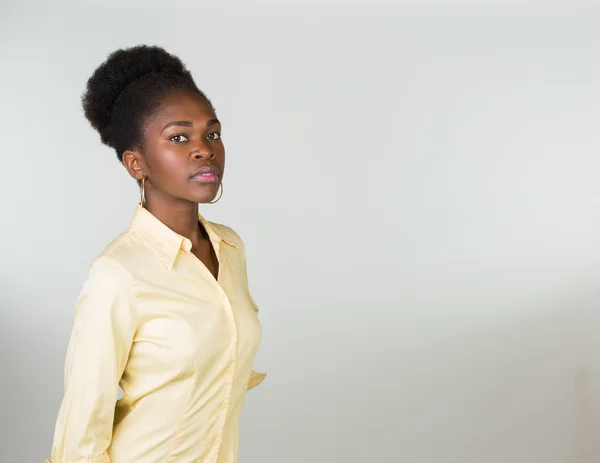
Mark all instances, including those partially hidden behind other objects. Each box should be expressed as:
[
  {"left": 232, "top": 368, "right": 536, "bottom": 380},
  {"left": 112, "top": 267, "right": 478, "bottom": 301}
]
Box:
[
  {"left": 140, "top": 177, "right": 146, "bottom": 207},
  {"left": 209, "top": 182, "right": 223, "bottom": 204}
]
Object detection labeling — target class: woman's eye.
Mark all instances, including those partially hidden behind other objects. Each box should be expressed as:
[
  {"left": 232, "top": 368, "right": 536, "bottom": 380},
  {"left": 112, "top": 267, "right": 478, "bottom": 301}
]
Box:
[
  {"left": 208, "top": 132, "right": 221, "bottom": 140},
  {"left": 169, "top": 134, "right": 189, "bottom": 143}
]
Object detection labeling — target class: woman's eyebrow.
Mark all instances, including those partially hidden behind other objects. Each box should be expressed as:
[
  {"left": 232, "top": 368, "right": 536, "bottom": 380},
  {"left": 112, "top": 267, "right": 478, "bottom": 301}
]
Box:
[
  {"left": 161, "top": 119, "right": 220, "bottom": 133},
  {"left": 161, "top": 120, "right": 193, "bottom": 133}
]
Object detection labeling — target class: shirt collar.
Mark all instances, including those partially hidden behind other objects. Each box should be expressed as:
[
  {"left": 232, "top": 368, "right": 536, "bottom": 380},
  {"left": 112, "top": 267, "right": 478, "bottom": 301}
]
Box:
[{"left": 130, "top": 204, "right": 237, "bottom": 269}]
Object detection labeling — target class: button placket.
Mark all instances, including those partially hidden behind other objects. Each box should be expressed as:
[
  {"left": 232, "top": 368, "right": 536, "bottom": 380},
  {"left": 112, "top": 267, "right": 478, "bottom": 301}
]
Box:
[{"left": 213, "top": 286, "right": 237, "bottom": 461}]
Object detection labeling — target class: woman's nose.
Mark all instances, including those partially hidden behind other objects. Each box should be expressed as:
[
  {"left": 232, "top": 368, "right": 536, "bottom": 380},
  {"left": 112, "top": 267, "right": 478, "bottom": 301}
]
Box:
[
  {"left": 192, "top": 151, "right": 214, "bottom": 160},
  {"left": 191, "top": 142, "right": 215, "bottom": 160}
]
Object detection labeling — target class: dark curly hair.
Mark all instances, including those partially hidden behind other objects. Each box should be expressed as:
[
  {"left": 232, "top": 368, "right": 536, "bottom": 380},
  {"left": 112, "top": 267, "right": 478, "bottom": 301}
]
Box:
[{"left": 82, "top": 45, "right": 212, "bottom": 162}]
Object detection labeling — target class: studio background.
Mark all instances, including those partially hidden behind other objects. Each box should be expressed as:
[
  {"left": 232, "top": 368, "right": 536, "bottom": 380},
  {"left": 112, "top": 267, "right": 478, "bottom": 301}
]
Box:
[{"left": 1, "top": 1, "right": 600, "bottom": 462}]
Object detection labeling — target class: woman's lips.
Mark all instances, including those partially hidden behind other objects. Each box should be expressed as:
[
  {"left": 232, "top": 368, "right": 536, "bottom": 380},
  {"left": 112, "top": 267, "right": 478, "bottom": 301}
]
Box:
[{"left": 191, "top": 167, "right": 221, "bottom": 184}]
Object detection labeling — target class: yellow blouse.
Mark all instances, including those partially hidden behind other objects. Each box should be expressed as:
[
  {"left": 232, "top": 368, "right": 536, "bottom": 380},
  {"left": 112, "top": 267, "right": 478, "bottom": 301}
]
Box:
[{"left": 47, "top": 205, "right": 266, "bottom": 463}]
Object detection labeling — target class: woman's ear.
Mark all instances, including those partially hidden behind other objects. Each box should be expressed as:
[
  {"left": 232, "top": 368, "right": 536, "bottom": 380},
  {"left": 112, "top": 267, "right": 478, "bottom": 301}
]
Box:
[{"left": 122, "top": 149, "right": 145, "bottom": 181}]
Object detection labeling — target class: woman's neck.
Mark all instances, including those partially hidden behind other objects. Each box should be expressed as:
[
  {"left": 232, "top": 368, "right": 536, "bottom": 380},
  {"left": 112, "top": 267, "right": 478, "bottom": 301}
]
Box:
[{"left": 145, "top": 196, "right": 205, "bottom": 243}]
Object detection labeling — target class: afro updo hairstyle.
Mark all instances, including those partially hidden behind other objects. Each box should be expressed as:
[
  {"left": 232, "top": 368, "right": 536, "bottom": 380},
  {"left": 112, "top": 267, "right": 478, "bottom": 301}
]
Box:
[{"left": 82, "top": 45, "right": 212, "bottom": 162}]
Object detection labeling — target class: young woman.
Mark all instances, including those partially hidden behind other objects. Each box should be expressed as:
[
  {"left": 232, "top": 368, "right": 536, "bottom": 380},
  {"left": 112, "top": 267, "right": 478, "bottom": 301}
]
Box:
[{"left": 46, "top": 45, "right": 266, "bottom": 463}]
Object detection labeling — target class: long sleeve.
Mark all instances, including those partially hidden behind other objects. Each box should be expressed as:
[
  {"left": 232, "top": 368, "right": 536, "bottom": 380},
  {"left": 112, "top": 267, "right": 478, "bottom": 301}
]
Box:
[{"left": 48, "top": 257, "right": 139, "bottom": 463}]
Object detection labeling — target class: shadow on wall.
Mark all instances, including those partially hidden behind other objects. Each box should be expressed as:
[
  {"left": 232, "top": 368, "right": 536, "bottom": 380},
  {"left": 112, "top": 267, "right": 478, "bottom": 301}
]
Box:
[
  {"left": 244, "top": 294, "right": 600, "bottom": 463},
  {"left": 0, "top": 294, "right": 68, "bottom": 463}
]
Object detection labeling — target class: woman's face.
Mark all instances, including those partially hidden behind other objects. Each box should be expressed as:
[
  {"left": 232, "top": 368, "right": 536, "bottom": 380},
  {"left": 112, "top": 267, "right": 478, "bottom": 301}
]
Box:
[{"left": 125, "top": 88, "right": 225, "bottom": 205}]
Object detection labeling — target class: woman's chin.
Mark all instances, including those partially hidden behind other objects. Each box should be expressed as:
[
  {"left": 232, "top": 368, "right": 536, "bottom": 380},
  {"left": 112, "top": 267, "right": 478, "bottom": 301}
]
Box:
[{"left": 192, "top": 186, "right": 221, "bottom": 204}]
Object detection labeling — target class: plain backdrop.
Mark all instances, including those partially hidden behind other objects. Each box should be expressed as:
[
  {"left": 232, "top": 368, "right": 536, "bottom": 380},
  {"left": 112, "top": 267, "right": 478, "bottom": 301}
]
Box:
[{"left": 1, "top": 1, "right": 600, "bottom": 462}]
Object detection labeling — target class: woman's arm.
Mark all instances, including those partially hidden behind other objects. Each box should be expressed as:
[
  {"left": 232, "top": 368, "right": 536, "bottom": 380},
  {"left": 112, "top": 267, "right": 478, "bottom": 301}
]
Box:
[{"left": 47, "top": 257, "right": 139, "bottom": 463}]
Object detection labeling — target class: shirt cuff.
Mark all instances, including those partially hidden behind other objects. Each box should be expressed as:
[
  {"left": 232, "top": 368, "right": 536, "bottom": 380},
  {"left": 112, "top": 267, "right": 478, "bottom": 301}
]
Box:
[{"left": 248, "top": 369, "right": 267, "bottom": 390}]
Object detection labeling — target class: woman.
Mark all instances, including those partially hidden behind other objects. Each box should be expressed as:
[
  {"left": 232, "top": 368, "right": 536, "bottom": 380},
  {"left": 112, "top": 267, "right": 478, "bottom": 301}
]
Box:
[{"left": 46, "top": 45, "right": 266, "bottom": 463}]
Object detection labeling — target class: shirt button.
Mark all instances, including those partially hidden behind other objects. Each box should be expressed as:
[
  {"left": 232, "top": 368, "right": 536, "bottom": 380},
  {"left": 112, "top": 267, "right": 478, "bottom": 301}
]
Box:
[{"left": 220, "top": 402, "right": 227, "bottom": 410}]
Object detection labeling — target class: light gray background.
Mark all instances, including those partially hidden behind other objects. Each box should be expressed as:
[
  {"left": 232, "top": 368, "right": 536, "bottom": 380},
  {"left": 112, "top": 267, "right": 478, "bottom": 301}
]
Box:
[{"left": 1, "top": 1, "right": 600, "bottom": 462}]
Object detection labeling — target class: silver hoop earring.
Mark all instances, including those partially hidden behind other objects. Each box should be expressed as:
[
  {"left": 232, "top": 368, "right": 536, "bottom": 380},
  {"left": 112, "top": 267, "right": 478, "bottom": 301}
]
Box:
[
  {"left": 209, "top": 182, "right": 223, "bottom": 204},
  {"left": 140, "top": 177, "right": 146, "bottom": 207}
]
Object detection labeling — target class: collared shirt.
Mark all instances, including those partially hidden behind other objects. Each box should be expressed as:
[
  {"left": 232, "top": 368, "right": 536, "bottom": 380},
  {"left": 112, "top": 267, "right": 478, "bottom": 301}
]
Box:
[{"left": 47, "top": 205, "right": 266, "bottom": 463}]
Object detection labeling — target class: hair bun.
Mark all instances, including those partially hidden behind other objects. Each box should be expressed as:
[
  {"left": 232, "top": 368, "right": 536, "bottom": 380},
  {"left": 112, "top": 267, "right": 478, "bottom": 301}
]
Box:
[{"left": 82, "top": 45, "right": 190, "bottom": 148}]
